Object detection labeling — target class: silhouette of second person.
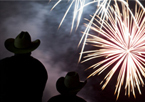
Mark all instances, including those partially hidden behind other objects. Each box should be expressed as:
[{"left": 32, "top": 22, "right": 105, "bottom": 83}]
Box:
[
  {"left": 0, "top": 31, "right": 48, "bottom": 102},
  {"left": 48, "top": 71, "right": 87, "bottom": 102}
]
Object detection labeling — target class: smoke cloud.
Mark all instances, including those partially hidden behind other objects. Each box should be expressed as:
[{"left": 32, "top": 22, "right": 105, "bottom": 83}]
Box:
[{"left": 0, "top": 1, "right": 145, "bottom": 102}]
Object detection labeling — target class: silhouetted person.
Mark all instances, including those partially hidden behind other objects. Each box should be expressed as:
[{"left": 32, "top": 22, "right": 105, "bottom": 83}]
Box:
[
  {"left": 0, "top": 31, "right": 48, "bottom": 102},
  {"left": 48, "top": 71, "right": 87, "bottom": 102}
]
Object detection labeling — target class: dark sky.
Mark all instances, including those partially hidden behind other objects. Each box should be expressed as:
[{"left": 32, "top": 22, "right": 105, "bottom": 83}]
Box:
[{"left": 0, "top": 1, "right": 145, "bottom": 102}]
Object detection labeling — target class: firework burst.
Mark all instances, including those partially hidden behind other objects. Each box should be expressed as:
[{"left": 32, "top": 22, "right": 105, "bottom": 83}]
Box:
[
  {"left": 50, "top": 0, "right": 145, "bottom": 100},
  {"left": 81, "top": 2, "right": 145, "bottom": 100}
]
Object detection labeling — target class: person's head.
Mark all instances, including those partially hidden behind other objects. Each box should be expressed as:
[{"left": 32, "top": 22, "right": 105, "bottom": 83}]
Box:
[
  {"left": 56, "top": 71, "right": 87, "bottom": 96},
  {"left": 4, "top": 31, "right": 40, "bottom": 55}
]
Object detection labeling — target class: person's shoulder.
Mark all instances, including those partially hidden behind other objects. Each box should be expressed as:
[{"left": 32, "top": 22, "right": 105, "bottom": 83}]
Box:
[
  {"left": 75, "top": 96, "right": 87, "bottom": 102},
  {"left": 0, "top": 56, "right": 14, "bottom": 67},
  {"left": 48, "top": 95, "right": 87, "bottom": 102},
  {"left": 0, "top": 56, "right": 12, "bottom": 62},
  {"left": 48, "top": 95, "right": 64, "bottom": 102},
  {"left": 30, "top": 56, "right": 46, "bottom": 69},
  {"left": 30, "top": 56, "right": 43, "bottom": 64}
]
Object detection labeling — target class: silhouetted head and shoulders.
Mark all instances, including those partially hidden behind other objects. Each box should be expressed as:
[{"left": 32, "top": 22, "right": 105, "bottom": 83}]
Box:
[
  {"left": 0, "top": 31, "right": 48, "bottom": 102},
  {"left": 48, "top": 71, "right": 87, "bottom": 102},
  {"left": 1, "top": 31, "right": 40, "bottom": 60}
]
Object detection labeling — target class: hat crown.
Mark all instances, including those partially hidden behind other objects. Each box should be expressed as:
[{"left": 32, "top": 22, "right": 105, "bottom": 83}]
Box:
[
  {"left": 14, "top": 31, "right": 31, "bottom": 49},
  {"left": 64, "top": 72, "right": 80, "bottom": 88}
]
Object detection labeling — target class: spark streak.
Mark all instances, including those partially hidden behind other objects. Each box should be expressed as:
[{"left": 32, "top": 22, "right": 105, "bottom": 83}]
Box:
[
  {"left": 50, "top": 0, "right": 86, "bottom": 32},
  {"left": 50, "top": 0, "right": 144, "bottom": 32},
  {"left": 81, "top": 2, "right": 145, "bottom": 100}
]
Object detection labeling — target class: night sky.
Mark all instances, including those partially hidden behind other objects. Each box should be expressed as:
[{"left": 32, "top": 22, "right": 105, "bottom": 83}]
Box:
[{"left": 0, "top": 1, "right": 145, "bottom": 102}]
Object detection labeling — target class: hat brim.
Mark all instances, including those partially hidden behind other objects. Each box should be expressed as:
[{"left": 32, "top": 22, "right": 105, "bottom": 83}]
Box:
[
  {"left": 5, "top": 38, "right": 40, "bottom": 54},
  {"left": 56, "top": 77, "right": 87, "bottom": 94}
]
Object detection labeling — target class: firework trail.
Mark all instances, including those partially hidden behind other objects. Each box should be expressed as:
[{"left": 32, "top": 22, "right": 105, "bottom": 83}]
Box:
[
  {"left": 81, "top": 2, "right": 145, "bottom": 100},
  {"left": 50, "top": 0, "right": 144, "bottom": 32},
  {"left": 50, "top": 0, "right": 86, "bottom": 32}
]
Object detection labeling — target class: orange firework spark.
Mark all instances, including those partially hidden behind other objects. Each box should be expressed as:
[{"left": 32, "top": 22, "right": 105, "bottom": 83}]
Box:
[{"left": 81, "top": 2, "right": 145, "bottom": 100}]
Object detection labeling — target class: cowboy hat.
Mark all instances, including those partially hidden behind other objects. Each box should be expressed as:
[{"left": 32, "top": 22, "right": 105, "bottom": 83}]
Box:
[
  {"left": 56, "top": 71, "right": 87, "bottom": 95},
  {"left": 4, "top": 31, "right": 40, "bottom": 54}
]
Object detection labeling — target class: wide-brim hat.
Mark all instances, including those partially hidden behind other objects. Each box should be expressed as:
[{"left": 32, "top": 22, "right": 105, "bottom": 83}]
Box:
[
  {"left": 56, "top": 71, "right": 87, "bottom": 95},
  {"left": 5, "top": 31, "right": 40, "bottom": 54}
]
